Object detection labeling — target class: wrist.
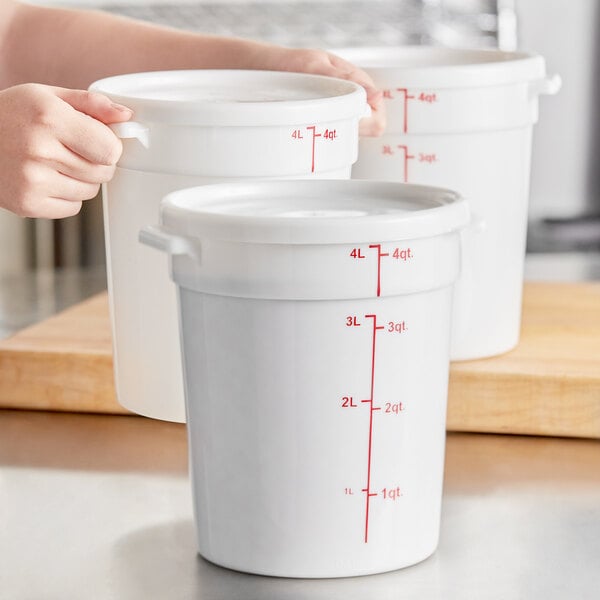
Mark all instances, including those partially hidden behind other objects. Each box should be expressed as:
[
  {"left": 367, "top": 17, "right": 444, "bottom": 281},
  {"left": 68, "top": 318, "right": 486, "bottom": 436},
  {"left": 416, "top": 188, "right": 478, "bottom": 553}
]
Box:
[{"left": 233, "top": 39, "right": 288, "bottom": 71}]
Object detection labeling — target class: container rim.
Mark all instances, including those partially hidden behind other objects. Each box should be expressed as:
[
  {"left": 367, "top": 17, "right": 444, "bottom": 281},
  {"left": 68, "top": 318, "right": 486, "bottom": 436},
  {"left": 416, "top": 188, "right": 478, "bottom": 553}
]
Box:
[
  {"left": 333, "top": 46, "right": 547, "bottom": 88},
  {"left": 160, "top": 180, "right": 470, "bottom": 245},
  {"left": 89, "top": 69, "right": 367, "bottom": 126}
]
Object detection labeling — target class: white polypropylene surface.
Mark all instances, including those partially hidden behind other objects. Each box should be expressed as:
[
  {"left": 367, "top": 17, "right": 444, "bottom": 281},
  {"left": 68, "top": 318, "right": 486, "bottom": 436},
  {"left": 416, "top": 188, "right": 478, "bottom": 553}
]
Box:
[
  {"left": 182, "top": 289, "right": 452, "bottom": 577},
  {"left": 108, "top": 117, "right": 361, "bottom": 176},
  {"left": 144, "top": 179, "right": 467, "bottom": 577},
  {"left": 96, "top": 69, "right": 367, "bottom": 422},
  {"left": 160, "top": 179, "right": 468, "bottom": 244},
  {"left": 336, "top": 46, "right": 558, "bottom": 359},
  {"left": 355, "top": 129, "right": 533, "bottom": 358},
  {"left": 90, "top": 70, "right": 367, "bottom": 126},
  {"left": 156, "top": 180, "right": 467, "bottom": 301},
  {"left": 104, "top": 167, "right": 352, "bottom": 423},
  {"left": 337, "top": 47, "right": 546, "bottom": 88}
]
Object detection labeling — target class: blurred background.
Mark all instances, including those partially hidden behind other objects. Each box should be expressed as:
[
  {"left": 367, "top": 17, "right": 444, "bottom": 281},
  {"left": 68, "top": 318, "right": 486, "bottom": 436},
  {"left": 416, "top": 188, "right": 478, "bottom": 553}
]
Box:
[{"left": 1, "top": 0, "right": 599, "bottom": 334}]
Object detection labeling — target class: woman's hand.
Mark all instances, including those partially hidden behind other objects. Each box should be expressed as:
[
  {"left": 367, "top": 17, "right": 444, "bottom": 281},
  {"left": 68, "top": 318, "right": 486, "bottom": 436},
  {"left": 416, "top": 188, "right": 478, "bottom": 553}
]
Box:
[
  {"left": 252, "top": 46, "right": 385, "bottom": 137},
  {"left": 0, "top": 84, "right": 132, "bottom": 218}
]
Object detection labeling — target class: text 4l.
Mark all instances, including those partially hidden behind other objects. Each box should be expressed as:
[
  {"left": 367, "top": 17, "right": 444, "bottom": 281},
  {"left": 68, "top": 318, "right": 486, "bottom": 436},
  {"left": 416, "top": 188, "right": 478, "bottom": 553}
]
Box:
[
  {"left": 350, "top": 247, "right": 414, "bottom": 260},
  {"left": 291, "top": 128, "right": 337, "bottom": 140}
]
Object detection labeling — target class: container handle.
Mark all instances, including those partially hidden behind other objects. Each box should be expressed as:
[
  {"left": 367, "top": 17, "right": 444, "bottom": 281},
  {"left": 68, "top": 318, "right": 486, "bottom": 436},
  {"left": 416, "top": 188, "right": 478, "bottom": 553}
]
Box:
[
  {"left": 468, "top": 212, "right": 486, "bottom": 234},
  {"left": 110, "top": 121, "right": 150, "bottom": 148},
  {"left": 529, "top": 74, "right": 562, "bottom": 98},
  {"left": 139, "top": 225, "right": 199, "bottom": 260}
]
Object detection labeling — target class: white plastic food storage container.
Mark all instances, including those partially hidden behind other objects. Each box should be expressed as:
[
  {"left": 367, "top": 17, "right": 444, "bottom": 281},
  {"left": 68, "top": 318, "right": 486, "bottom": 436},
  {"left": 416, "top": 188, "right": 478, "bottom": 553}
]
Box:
[
  {"left": 336, "top": 47, "right": 560, "bottom": 360},
  {"left": 141, "top": 179, "right": 469, "bottom": 578},
  {"left": 90, "top": 70, "right": 368, "bottom": 422}
]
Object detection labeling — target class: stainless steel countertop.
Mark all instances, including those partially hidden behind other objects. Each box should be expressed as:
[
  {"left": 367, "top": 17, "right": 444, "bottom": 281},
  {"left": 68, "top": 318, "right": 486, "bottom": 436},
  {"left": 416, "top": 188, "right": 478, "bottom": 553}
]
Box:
[
  {"left": 1, "top": 256, "right": 599, "bottom": 598},
  {"left": 0, "top": 265, "right": 107, "bottom": 339},
  {"left": 1, "top": 410, "right": 599, "bottom": 599}
]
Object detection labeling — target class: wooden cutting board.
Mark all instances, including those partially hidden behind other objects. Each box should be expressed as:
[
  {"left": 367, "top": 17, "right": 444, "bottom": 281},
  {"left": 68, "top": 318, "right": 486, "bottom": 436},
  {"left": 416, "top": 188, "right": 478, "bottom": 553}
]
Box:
[{"left": 0, "top": 282, "right": 599, "bottom": 439}]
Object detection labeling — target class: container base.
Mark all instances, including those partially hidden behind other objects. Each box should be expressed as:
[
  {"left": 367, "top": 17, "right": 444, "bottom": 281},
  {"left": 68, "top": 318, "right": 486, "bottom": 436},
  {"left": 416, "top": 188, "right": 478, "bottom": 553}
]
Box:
[{"left": 196, "top": 545, "right": 439, "bottom": 579}]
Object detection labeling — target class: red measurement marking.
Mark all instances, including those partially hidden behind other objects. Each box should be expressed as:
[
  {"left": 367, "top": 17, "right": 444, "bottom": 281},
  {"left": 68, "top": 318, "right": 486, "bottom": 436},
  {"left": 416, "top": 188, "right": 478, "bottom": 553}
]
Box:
[
  {"left": 396, "top": 88, "right": 415, "bottom": 133},
  {"left": 306, "top": 125, "right": 322, "bottom": 173},
  {"left": 342, "top": 396, "right": 357, "bottom": 408},
  {"left": 369, "top": 244, "right": 389, "bottom": 297},
  {"left": 361, "top": 314, "right": 384, "bottom": 544},
  {"left": 396, "top": 145, "right": 414, "bottom": 184}
]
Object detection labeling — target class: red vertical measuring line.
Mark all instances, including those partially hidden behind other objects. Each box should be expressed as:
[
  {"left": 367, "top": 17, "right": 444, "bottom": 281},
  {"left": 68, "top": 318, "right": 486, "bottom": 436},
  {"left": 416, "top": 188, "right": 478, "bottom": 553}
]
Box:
[
  {"left": 369, "top": 244, "right": 389, "bottom": 297},
  {"left": 396, "top": 145, "right": 414, "bottom": 184},
  {"left": 307, "top": 125, "right": 321, "bottom": 173},
  {"left": 396, "top": 88, "right": 414, "bottom": 134},
  {"left": 361, "top": 314, "right": 383, "bottom": 543}
]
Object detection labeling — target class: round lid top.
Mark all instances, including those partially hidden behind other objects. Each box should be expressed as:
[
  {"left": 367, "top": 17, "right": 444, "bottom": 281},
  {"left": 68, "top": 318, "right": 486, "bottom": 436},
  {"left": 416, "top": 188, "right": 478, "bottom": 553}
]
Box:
[
  {"left": 89, "top": 70, "right": 367, "bottom": 125},
  {"left": 335, "top": 46, "right": 547, "bottom": 88},
  {"left": 160, "top": 180, "right": 469, "bottom": 245}
]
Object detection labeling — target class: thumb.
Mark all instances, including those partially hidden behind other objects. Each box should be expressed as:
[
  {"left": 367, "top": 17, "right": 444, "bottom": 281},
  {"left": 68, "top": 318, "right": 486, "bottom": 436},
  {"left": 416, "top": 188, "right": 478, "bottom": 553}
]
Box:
[{"left": 54, "top": 88, "right": 133, "bottom": 125}]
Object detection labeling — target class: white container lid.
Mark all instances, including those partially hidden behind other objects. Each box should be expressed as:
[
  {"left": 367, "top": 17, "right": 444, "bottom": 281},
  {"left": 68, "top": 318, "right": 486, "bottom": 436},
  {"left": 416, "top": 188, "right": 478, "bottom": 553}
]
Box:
[
  {"left": 90, "top": 70, "right": 367, "bottom": 126},
  {"left": 160, "top": 180, "right": 469, "bottom": 244},
  {"left": 335, "top": 47, "right": 546, "bottom": 88}
]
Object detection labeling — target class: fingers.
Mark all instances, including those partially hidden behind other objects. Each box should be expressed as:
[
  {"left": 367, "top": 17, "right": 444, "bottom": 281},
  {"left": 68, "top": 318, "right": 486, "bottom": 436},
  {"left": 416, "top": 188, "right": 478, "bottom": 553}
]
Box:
[
  {"left": 329, "top": 58, "right": 374, "bottom": 90},
  {"left": 0, "top": 84, "right": 122, "bottom": 219},
  {"left": 31, "top": 198, "right": 84, "bottom": 220},
  {"left": 48, "top": 172, "right": 101, "bottom": 204},
  {"left": 16, "top": 192, "right": 91, "bottom": 219},
  {"left": 327, "top": 57, "right": 386, "bottom": 137},
  {"left": 54, "top": 88, "right": 133, "bottom": 125},
  {"left": 327, "top": 53, "right": 381, "bottom": 102},
  {"left": 277, "top": 48, "right": 382, "bottom": 110},
  {"left": 359, "top": 109, "right": 387, "bottom": 137},
  {"left": 16, "top": 163, "right": 99, "bottom": 219},
  {"left": 54, "top": 108, "right": 124, "bottom": 166},
  {"left": 7, "top": 190, "right": 86, "bottom": 220},
  {"left": 48, "top": 88, "right": 129, "bottom": 165},
  {"left": 359, "top": 91, "right": 387, "bottom": 137},
  {"left": 254, "top": 47, "right": 386, "bottom": 137},
  {"left": 297, "top": 50, "right": 386, "bottom": 137},
  {"left": 47, "top": 141, "right": 116, "bottom": 184}
]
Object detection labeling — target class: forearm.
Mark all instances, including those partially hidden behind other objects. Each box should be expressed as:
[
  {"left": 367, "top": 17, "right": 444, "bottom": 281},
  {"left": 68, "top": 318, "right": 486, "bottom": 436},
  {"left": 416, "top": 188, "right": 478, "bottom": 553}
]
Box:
[
  {"left": 0, "top": 1, "right": 384, "bottom": 135},
  {"left": 1, "top": 1, "right": 281, "bottom": 89}
]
